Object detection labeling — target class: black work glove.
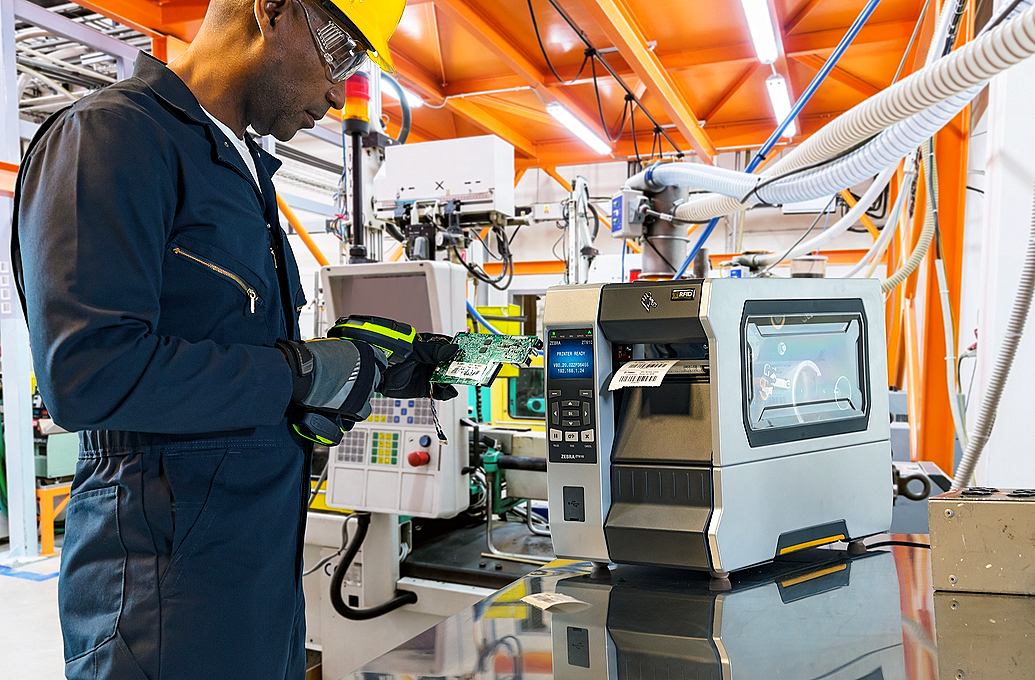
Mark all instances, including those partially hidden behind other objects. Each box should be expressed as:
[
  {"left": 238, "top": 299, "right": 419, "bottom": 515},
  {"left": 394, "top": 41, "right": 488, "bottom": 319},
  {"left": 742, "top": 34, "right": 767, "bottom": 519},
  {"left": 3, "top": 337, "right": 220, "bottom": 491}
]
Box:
[
  {"left": 277, "top": 338, "right": 388, "bottom": 422},
  {"left": 380, "top": 333, "right": 460, "bottom": 400}
]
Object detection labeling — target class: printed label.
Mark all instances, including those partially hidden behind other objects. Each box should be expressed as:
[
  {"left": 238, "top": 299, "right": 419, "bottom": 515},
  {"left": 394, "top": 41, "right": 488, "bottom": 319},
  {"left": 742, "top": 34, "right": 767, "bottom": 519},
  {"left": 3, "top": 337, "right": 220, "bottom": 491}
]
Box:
[
  {"left": 608, "top": 360, "right": 678, "bottom": 390},
  {"left": 444, "top": 361, "right": 494, "bottom": 383}
]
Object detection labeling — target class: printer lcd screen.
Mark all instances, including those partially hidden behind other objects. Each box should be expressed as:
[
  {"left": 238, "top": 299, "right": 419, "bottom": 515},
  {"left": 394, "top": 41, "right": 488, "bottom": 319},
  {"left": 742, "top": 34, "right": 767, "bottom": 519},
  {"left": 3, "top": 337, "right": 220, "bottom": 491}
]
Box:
[
  {"left": 744, "top": 312, "right": 866, "bottom": 432},
  {"left": 548, "top": 335, "right": 594, "bottom": 380}
]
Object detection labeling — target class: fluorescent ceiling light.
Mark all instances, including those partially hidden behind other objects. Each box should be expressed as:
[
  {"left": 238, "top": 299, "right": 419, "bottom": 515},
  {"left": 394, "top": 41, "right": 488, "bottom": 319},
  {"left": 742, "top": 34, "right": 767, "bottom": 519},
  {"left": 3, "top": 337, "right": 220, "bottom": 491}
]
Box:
[
  {"left": 739, "top": 0, "right": 781, "bottom": 65},
  {"left": 765, "top": 74, "right": 797, "bottom": 138},
  {"left": 546, "top": 103, "right": 611, "bottom": 155},
  {"left": 384, "top": 83, "right": 424, "bottom": 109}
]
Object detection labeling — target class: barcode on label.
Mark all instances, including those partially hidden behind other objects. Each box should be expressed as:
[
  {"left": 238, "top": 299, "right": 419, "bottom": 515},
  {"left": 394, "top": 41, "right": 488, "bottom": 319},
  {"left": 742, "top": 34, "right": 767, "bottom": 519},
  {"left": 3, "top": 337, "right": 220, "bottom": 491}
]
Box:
[
  {"left": 607, "top": 359, "right": 678, "bottom": 391},
  {"left": 616, "top": 374, "right": 659, "bottom": 384}
]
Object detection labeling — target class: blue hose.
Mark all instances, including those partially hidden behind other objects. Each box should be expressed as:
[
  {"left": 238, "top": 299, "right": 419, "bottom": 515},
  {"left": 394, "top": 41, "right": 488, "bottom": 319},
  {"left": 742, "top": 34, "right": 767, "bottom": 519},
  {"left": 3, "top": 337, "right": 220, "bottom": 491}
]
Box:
[
  {"left": 620, "top": 240, "right": 628, "bottom": 282},
  {"left": 466, "top": 301, "right": 504, "bottom": 335},
  {"left": 672, "top": 0, "right": 883, "bottom": 280}
]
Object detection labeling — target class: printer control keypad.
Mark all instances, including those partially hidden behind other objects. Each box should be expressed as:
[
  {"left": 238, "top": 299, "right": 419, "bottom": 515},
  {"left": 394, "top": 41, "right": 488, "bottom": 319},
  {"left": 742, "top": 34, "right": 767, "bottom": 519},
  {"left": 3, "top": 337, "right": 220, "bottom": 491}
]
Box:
[{"left": 547, "top": 386, "right": 597, "bottom": 463}]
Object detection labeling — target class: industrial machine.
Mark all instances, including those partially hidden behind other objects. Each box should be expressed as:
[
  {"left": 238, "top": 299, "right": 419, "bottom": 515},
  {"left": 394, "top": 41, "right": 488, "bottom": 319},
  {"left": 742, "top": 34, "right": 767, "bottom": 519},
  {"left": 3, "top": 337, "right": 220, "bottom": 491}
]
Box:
[
  {"left": 304, "top": 260, "right": 553, "bottom": 676},
  {"left": 544, "top": 277, "right": 893, "bottom": 584},
  {"left": 321, "top": 261, "right": 470, "bottom": 518},
  {"left": 372, "top": 135, "right": 517, "bottom": 263}
]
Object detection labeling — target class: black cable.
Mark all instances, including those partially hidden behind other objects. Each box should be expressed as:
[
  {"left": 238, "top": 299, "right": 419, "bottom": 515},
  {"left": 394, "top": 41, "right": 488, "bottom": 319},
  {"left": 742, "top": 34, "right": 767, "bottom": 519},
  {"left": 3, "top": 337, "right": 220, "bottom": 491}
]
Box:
[
  {"left": 942, "top": 0, "right": 968, "bottom": 56},
  {"left": 926, "top": 139, "right": 943, "bottom": 260},
  {"left": 526, "top": 0, "right": 590, "bottom": 85},
  {"left": 452, "top": 224, "right": 515, "bottom": 291},
  {"left": 643, "top": 236, "right": 679, "bottom": 274},
  {"left": 540, "top": 0, "right": 684, "bottom": 156},
  {"left": 588, "top": 203, "right": 601, "bottom": 240},
  {"left": 740, "top": 135, "right": 878, "bottom": 206},
  {"left": 589, "top": 56, "right": 625, "bottom": 143},
  {"left": 380, "top": 72, "right": 412, "bottom": 145},
  {"left": 967, "top": 185, "right": 985, "bottom": 194},
  {"left": 508, "top": 223, "right": 524, "bottom": 245},
  {"left": 985, "top": 0, "right": 1027, "bottom": 34},
  {"left": 629, "top": 100, "right": 642, "bottom": 164},
  {"left": 328, "top": 512, "right": 418, "bottom": 620},
  {"left": 761, "top": 195, "right": 837, "bottom": 274},
  {"left": 866, "top": 540, "right": 931, "bottom": 550}
]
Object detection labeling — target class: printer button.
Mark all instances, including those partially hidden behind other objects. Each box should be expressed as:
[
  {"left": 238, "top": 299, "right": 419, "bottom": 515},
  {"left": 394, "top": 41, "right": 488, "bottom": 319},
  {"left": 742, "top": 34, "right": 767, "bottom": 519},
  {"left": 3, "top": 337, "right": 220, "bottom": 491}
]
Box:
[
  {"left": 550, "top": 429, "right": 563, "bottom": 442},
  {"left": 564, "top": 431, "right": 579, "bottom": 442},
  {"left": 580, "top": 430, "right": 595, "bottom": 443}
]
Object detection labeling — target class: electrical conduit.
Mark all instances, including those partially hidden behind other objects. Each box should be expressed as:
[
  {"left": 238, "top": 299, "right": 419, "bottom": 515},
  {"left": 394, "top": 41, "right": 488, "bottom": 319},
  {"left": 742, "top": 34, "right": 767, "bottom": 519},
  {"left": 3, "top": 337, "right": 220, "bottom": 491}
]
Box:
[
  {"left": 952, "top": 188, "right": 1035, "bottom": 489},
  {"left": 652, "top": 5, "right": 1035, "bottom": 227}
]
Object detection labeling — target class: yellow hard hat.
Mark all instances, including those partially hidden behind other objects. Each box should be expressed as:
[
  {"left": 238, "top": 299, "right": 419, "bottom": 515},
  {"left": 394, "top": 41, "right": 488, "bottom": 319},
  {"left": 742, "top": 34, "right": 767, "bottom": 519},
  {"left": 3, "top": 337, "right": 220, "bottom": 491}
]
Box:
[{"left": 328, "top": 0, "right": 406, "bottom": 74}]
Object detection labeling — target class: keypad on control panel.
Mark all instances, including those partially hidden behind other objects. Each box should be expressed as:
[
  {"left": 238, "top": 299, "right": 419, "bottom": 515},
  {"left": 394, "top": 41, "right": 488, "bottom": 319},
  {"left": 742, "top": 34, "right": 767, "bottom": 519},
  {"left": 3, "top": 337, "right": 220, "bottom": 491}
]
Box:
[{"left": 548, "top": 387, "right": 597, "bottom": 463}]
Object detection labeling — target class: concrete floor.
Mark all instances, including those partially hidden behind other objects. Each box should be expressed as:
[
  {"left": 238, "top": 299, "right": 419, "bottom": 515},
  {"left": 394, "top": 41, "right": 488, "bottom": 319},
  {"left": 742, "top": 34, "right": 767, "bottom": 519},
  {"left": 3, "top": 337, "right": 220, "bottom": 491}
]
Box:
[{"left": 0, "top": 549, "right": 65, "bottom": 679}]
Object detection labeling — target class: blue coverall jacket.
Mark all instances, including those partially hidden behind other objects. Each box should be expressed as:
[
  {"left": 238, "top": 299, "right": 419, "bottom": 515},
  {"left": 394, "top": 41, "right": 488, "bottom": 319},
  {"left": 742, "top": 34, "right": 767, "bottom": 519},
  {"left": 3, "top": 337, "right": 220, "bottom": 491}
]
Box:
[{"left": 13, "top": 53, "right": 314, "bottom": 679}]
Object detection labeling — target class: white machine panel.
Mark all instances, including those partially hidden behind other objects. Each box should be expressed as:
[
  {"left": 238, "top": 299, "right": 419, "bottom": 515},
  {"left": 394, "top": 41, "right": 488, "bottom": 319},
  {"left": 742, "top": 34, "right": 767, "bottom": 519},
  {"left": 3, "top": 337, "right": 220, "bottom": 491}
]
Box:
[
  {"left": 373, "top": 135, "right": 516, "bottom": 216},
  {"left": 320, "top": 261, "right": 470, "bottom": 518}
]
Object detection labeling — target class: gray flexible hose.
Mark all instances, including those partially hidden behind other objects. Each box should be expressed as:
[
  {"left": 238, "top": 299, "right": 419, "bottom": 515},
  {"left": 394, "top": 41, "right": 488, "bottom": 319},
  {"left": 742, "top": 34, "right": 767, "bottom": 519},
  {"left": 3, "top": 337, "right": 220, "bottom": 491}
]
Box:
[
  {"left": 952, "top": 189, "right": 1035, "bottom": 489},
  {"left": 882, "top": 148, "right": 938, "bottom": 294}
]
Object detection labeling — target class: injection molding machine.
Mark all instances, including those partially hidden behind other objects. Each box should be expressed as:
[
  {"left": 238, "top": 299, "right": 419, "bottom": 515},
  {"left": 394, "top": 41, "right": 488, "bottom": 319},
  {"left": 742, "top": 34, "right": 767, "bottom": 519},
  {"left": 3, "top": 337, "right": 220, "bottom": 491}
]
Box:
[{"left": 544, "top": 278, "right": 892, "bottom": 581}]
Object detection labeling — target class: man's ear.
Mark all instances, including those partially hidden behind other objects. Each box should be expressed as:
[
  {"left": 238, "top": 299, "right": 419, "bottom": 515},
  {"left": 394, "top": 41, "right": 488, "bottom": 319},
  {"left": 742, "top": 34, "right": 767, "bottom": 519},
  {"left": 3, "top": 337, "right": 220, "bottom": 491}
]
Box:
[{"left": 257, "top": 0, "right": 291, "bottom": 30}]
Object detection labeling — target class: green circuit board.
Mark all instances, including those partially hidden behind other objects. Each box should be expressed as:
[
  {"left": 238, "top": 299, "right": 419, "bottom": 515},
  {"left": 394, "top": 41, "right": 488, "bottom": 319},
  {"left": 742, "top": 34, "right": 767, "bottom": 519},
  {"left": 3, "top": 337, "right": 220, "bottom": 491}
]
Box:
[{"left": 431, "top": 332, "right": 544, "bottom": 387}]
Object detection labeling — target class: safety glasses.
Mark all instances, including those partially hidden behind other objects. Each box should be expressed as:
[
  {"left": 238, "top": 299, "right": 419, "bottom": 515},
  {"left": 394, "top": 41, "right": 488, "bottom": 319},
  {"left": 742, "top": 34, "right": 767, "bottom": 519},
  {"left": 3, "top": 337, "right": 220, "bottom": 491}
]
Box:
[{"left": 295, "top": 0, "right": 370, "bottom": 83}]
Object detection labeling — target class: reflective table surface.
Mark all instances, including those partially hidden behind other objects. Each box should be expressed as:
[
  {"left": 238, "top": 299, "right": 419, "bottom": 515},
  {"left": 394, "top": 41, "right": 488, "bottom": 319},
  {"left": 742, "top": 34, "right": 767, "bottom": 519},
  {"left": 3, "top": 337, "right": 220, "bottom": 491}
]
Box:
[{"left": 355, "top": 539, "right": 1035, "bottom": 679}]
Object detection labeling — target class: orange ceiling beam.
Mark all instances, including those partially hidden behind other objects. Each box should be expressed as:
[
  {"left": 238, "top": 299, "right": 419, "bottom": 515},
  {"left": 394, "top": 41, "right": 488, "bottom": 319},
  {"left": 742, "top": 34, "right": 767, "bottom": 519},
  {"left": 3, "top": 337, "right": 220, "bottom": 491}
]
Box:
[
  {"left": 583, "top": 0, "right": 716, "bottom": 162},
  {"left": 477, "top": 96, "right": 557, "bottom": 127},
  {"left": 790, "top": 54, "right": 881, "bottom": 98},
  {"left": 480, "top": 19, "right": 913, "bottom": 93},
  {"left": 784, "top": 0, "right": 826, "bottom": 34},
  {"left": 392, "top": 53, "right": 539, "bottom": 158},
  {"left": 701, "top": 63, "right": 760, "bottom": 122},
  {"left": 447, "top": 98, "right": 538, "bottom": 157},
  {"left": 430, "top": 0, "right": 613, "bottom": 156}
]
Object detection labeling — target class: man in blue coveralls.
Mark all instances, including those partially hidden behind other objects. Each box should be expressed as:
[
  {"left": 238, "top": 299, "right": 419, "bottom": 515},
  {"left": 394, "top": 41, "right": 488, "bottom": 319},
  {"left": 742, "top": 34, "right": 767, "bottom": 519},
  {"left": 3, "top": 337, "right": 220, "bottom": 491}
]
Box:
[{"left": 10, "top": 1, "right": 457, "bottom": 677}]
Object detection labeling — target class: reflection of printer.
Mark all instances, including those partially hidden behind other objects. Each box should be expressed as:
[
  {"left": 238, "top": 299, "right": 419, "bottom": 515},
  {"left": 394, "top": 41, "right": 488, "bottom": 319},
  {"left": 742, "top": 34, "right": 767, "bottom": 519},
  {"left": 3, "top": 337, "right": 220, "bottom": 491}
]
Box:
[
  {"left": 544, "top": 279, "right": 892, "bottom": 581},
  {"left": 552, "top": 551, "right": 907, "bottom": 679}
]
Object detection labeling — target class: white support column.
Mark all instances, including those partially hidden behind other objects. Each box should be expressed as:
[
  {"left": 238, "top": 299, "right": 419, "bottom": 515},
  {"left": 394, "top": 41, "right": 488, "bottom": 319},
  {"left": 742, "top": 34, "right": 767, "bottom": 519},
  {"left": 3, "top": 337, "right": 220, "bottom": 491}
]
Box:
[
  {"left": 969, "top": 0, "right": 1035, "bottom": 486},
  {"left": 0, "top": 0, "right": 39, "bottom": 561}
]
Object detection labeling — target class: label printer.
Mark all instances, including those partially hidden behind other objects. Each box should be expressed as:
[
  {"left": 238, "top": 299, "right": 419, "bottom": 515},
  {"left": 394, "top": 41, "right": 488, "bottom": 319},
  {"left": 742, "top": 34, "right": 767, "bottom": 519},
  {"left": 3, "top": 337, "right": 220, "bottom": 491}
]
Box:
[{"left": 544, "top": 278, "right": 892, "bottom": 583}]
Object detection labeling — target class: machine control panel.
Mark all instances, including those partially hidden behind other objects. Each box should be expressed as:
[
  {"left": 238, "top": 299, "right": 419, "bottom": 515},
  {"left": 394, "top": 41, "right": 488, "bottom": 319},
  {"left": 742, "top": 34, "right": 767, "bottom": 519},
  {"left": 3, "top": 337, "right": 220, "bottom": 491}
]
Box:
[{"left": 547, "top": 328, "right": 597, "bottom": 464}]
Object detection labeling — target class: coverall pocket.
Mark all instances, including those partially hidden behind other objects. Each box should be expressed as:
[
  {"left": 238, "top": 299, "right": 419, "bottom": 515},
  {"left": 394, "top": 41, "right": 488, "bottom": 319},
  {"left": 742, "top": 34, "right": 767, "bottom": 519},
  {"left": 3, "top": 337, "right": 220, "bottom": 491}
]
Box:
[
  {"left": 158, "top": 447, "right": 229, "bottom": 592},
  {"left": 58, "top": 486, "right": 127, "bottom": 663},
  {"left": 63, "top": 631, "right": 149, "bottom": 680}
]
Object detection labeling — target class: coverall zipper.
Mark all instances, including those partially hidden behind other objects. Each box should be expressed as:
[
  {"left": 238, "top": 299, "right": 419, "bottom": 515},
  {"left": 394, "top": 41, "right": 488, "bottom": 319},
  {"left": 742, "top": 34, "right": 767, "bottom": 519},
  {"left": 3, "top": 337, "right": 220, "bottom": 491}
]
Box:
[{"left": 171, "top": 246, "right": 259, "bottom": 313}]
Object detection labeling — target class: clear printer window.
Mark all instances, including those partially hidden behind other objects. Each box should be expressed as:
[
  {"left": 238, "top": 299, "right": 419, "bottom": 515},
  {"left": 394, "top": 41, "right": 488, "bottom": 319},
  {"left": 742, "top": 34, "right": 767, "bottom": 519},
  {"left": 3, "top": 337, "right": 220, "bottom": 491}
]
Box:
[{"left": 744, "top": 313, "right": 866, "bottom": 432}]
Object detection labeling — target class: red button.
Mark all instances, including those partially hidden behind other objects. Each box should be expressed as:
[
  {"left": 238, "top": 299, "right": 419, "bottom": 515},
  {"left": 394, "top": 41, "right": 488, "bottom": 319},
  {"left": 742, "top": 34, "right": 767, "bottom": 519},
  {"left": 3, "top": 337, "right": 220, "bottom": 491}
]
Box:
[{"left": 408, "top": 451, "right": 431, "bottom": 467}]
